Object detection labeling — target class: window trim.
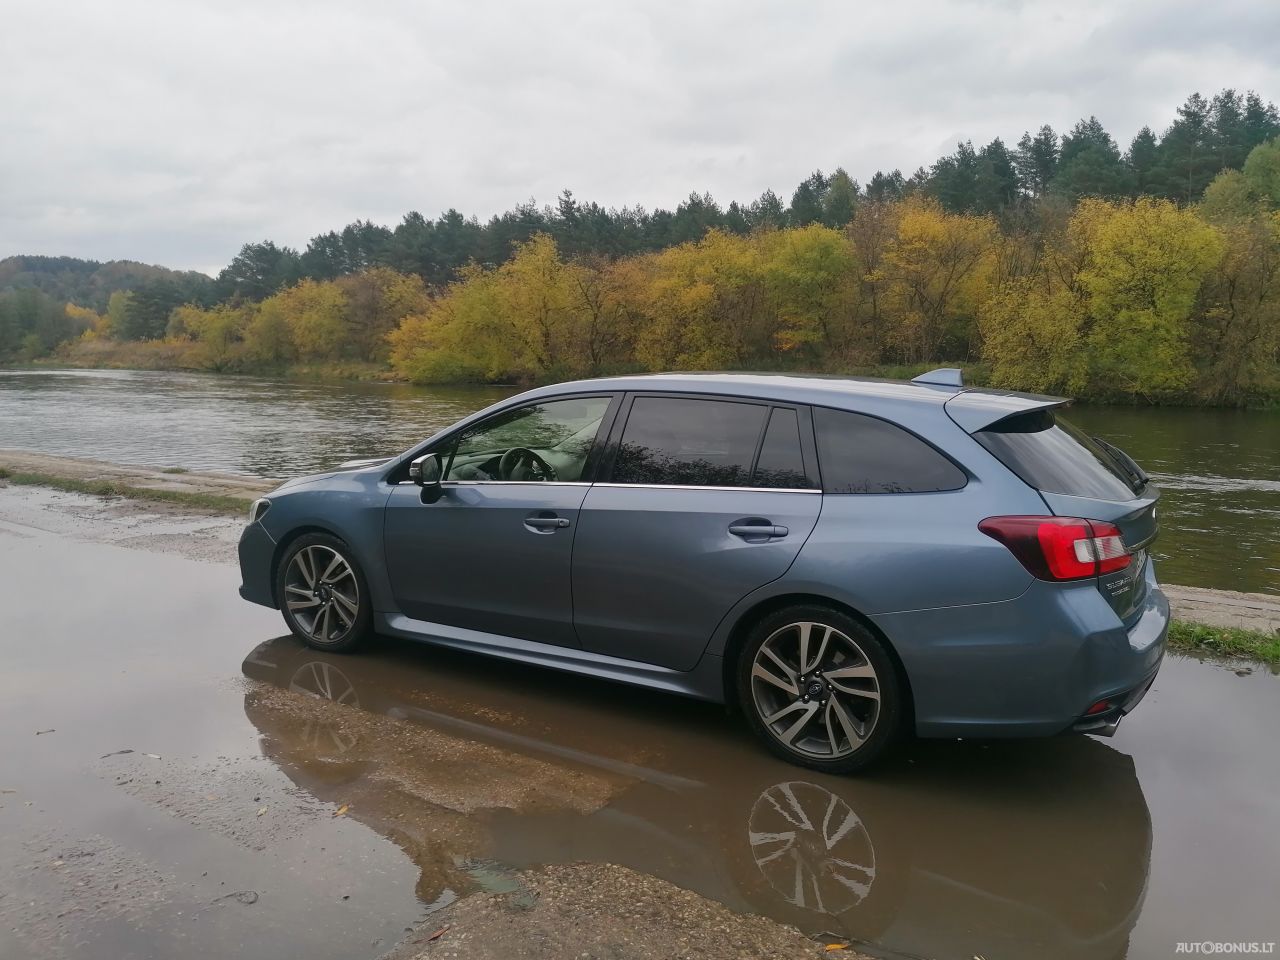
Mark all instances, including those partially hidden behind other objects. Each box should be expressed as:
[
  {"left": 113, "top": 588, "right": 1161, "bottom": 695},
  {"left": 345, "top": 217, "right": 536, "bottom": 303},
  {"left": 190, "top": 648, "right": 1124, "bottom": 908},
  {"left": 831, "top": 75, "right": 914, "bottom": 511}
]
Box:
[
  {"left": 596, "top": 392, "right": 820, "bottom": 491},
  {"left": 808, "top": 402, "right": 970, "bottom": 495}
]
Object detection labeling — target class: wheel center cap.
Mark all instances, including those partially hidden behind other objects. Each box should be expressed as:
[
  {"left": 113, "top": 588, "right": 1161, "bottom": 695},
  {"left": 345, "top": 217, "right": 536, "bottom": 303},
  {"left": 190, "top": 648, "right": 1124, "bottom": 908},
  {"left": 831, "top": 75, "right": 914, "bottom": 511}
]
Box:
[{"left": 807, "top": 680, "right": 825, "bottom": 699}]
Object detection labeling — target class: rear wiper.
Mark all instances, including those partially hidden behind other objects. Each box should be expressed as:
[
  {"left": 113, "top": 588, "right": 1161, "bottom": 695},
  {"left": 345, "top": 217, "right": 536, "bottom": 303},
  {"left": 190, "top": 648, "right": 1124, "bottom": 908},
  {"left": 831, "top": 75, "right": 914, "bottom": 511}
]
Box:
[{"left": 1093, "top": 437, "right": 1148, "bottom": 493}]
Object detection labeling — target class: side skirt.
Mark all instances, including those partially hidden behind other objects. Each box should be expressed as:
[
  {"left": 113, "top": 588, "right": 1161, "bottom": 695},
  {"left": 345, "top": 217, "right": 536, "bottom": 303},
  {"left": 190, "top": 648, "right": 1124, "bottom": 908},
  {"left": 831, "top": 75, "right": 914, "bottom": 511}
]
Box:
[{"left": 375, "top": 612, "right": 727, "bottom": 703}]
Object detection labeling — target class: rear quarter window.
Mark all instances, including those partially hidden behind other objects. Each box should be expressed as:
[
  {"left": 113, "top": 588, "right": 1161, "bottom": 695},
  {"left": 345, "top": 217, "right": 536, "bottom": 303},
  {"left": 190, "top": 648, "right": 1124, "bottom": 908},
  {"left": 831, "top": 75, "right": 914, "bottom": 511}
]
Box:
[
  {"left": 814, "top": 407, "right": 967, "bottom": 494},
  {"left": 975, "top": 409, "right": 1138, "bottom": 501}
]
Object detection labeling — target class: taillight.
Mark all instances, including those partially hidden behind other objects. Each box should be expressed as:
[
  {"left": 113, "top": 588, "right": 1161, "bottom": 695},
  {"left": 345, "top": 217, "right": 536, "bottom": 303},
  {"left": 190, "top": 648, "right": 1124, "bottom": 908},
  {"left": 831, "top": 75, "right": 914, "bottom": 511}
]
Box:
[{"left": 978, "top": 516, "right": 1132, "bottom": 581}]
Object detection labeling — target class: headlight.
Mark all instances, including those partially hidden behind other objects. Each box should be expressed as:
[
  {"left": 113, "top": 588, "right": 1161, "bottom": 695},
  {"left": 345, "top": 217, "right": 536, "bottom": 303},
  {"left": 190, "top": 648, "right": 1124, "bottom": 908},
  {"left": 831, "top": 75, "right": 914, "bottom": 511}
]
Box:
[{"left": 248, "top": 498, "right": 271, "bottom": 524}]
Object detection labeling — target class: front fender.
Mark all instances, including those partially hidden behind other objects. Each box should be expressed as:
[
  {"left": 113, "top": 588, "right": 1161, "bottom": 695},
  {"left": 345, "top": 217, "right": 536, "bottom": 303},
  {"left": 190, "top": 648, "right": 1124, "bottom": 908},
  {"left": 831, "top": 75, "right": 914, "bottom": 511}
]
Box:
[{"left": 258, "top": 476, "right": 397, "bottom": 613}]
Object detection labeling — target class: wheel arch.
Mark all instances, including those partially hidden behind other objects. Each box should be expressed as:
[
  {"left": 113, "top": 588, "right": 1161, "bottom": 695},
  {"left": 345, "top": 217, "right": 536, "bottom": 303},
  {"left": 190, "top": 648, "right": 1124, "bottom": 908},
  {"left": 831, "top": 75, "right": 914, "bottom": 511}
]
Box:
[{"left": 719, "top": 592, "right": 917, "bottom": 735}]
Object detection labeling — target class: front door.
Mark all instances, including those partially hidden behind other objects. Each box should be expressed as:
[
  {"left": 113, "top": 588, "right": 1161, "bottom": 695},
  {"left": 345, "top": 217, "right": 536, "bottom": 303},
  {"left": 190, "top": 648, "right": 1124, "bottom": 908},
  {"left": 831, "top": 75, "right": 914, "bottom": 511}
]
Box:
[{"left": 384, "top": 394, "right": 615, "bottom": 647}]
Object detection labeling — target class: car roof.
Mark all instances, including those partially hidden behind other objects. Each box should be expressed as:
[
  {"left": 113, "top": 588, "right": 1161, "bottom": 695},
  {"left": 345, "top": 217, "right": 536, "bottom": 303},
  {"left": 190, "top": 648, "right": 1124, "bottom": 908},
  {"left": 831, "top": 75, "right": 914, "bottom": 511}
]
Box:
[{"left": 513, "top": 372, "right": 1066, "bottom": 431}]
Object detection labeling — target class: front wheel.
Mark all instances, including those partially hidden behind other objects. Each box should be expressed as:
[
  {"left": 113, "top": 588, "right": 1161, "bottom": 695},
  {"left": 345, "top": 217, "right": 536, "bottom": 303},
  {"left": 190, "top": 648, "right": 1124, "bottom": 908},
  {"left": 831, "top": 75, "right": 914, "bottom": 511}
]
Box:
[
  {"left": 276, "top": 534, "right": 373, "bottom": 653},
  {"left": 736, "top": 605, "right": 904, "bottom": 774}
]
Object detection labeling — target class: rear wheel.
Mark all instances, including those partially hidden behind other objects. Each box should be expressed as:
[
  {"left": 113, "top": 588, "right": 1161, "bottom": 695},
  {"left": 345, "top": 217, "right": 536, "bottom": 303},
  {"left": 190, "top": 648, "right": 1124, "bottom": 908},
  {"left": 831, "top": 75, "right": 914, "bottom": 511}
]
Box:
[
  {"left": 276, "top": 533, "right": 372, "bottom": 653},
  {"left": 736, "top": 604, "right": 903, "bottom": 774}
]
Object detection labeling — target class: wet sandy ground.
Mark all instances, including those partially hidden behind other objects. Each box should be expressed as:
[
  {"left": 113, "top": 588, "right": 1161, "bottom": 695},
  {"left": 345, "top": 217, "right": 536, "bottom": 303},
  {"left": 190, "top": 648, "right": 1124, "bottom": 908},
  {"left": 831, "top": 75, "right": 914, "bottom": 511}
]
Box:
[{"left": 1, "top": 484, "right": 1278, "bottom": 959}]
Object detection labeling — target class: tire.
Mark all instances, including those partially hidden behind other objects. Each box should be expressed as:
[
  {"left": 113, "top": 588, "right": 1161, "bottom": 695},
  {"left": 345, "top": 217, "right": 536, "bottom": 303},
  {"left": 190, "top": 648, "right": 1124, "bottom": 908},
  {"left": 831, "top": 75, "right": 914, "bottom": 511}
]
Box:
[
  {"left": 735, "top": 604, "right": 903, "bottom": 774},
  {"left": 275, "top": 533, "right": 373, "bottom": 653}
]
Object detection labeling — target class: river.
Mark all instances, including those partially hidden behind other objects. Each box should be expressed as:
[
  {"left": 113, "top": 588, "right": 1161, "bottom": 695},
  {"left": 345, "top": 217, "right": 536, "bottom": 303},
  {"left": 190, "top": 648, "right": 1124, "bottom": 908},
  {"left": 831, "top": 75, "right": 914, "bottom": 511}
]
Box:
[{"left": 2, "top": 368, "right": 1276, "bottom": 595}]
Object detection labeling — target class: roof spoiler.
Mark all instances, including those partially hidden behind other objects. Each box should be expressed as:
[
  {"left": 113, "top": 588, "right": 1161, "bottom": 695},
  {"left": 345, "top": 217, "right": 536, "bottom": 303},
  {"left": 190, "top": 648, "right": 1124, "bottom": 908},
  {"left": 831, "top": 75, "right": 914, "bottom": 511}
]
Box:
[
  {"left": 911, "top": 367, "right": 964, "bottom": 388},
  {"left": 944, "top": 391, "right": 1069, "bottom": 433}
]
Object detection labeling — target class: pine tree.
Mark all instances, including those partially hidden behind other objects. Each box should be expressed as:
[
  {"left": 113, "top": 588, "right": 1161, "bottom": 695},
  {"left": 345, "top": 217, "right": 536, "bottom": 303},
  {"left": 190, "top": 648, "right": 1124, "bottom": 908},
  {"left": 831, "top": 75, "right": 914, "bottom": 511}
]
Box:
[{"left": 1014, "top": 125, "right": 1058, "bottom": 197}]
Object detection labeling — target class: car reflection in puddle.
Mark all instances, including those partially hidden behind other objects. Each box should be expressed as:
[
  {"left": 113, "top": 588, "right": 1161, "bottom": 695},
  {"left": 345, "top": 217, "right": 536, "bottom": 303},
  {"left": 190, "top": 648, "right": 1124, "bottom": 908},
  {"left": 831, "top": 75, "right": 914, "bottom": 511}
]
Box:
[{"left": 242, "top": 635, "right": 1151, "bottom": 960}]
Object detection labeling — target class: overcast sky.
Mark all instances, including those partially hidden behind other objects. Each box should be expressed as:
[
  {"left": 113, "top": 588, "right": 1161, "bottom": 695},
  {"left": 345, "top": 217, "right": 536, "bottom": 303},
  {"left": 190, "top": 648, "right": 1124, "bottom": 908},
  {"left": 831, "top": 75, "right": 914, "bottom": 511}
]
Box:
[{"left": 3, "top": 0, "right": 1279, "bottom": 274}]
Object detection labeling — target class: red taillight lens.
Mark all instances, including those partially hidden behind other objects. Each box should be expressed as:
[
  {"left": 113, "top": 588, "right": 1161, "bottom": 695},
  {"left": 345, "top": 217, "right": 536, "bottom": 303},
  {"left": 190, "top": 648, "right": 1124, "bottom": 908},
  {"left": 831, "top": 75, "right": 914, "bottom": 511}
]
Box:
[{"left": 978, "top": 516, "right": 1132, "bottom": 581}]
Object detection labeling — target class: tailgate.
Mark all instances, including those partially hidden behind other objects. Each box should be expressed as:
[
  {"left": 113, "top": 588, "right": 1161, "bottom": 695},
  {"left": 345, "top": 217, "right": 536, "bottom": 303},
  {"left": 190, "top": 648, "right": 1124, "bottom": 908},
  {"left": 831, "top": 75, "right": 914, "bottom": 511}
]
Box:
[
  {"left": 964, "top": 401, "right": 1158, "bottom": 625},
  {"left": 1039, "top": 488, "right": 1159, "bottom": 624}
]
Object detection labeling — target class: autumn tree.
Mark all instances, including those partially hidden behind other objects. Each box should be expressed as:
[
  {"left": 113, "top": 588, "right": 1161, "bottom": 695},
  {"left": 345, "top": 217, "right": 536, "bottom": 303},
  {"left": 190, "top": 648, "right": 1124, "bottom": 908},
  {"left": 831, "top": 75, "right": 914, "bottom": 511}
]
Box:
[
  {"left": 983, "top": 199, "right": 1224, "bottom": 398},
  {"left": 874, "top": 198, "right": 998, "bottom": 362},
  {"left": 269, "top": 280, "right": 350, "bottom": 362}
]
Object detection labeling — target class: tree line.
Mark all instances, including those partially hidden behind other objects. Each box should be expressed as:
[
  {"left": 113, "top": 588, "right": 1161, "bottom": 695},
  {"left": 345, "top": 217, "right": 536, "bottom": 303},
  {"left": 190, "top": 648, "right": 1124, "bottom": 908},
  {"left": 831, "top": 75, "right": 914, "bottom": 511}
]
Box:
[
  {"left": 209, "top": 88, "right": 1280, "bottom": 296},
  {"left": 2, "top": 89, "right": 1278, "bottom": 404}
]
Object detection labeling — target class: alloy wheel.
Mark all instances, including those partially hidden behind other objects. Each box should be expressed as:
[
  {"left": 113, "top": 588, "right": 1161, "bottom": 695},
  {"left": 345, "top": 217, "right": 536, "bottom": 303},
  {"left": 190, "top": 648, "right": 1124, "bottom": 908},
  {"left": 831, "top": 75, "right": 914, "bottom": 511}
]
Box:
[
  {"left": 750, "top": 621, "right": 881, "bottom": 759},
  {"left": 283, "top": 545, "right": 360, "bottom": 645}
]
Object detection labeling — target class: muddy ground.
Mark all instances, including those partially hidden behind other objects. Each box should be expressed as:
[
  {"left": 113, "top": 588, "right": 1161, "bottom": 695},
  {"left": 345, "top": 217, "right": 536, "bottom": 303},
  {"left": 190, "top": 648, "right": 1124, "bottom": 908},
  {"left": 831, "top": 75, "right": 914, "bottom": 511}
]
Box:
[{"left": 1, "top": 481, "right": 1277, "bottom": 960}]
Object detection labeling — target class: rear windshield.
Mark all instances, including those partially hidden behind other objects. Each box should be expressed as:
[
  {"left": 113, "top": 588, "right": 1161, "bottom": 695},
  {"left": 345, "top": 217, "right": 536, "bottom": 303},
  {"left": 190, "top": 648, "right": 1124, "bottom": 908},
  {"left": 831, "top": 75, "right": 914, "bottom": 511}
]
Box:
[{"left": 975, "top": 409, "right": 1140, "bottom": 501}]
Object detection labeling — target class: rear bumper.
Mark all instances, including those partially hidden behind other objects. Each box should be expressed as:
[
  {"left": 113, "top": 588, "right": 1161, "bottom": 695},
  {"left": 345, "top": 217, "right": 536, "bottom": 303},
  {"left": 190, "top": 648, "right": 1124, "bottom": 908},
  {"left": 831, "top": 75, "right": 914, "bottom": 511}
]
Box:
[
  {"left": 238, "top": 521, "right": 278, "bottom": 609},
  {"left": 873, "top": 562, "right": 1169, "bottom": 739},
  {"left": 1070, "top": 661, "right": 1161, "bottom": 736}
]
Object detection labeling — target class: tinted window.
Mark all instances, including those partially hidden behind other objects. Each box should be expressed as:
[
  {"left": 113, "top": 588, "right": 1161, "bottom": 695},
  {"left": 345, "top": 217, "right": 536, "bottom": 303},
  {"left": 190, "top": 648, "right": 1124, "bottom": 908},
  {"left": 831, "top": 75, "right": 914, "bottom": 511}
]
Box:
[
  {"left": 753, "top": 407, "right": 811, "bottom": 489},
  {"left": 976, "top": 409, "right": 1138, "bottom": 501},
  {"left": 612, "top": 397, "right": 766, "bottom": 487},
  {"left": 815, "top": 407, "right": 966, "bottom": 494}
]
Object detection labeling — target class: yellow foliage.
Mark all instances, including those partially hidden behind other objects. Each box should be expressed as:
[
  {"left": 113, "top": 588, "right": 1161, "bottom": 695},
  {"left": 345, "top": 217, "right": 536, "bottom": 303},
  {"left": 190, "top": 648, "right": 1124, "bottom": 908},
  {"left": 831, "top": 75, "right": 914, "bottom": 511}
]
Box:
[
  {"left": 391, "top": 235, "right": 638, "bottom": 382},
  {"left": 65, "top": 303, "right": 104, "bottom": 340},
  {"left": 874, "top": 198, "right": 998, "bottom": 363},
  {"left": 982, "top": 198, "right": 1226, "bottom": 399},
  {"left": 268, "top": 279, "right": 350, "bottom": 362}
]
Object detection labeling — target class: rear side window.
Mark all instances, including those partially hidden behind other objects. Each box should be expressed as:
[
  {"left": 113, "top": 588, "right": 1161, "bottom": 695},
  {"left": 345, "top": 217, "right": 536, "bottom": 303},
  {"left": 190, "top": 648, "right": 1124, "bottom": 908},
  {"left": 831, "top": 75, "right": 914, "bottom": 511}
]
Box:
[
  {"left": 815, "top": 407, "right": 966, "bottom": 494},
  {"left": 612, "top": 397, "right": 766, "bottom": 487},
  {"left": 975, "top": 409, "right": 1137, "bottom": 501},
  {"left": 753, "top": 407, "right": 812, "bottom": 489}
]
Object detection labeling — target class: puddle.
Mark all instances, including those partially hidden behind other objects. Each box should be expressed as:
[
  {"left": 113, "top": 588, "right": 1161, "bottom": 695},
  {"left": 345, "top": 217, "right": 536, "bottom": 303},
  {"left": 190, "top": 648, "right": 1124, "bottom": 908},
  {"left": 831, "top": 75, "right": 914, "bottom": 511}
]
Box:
[
  {"left": 2, "top": 499, "right": 1278, "bottom": 959},
  {"left": 240, "top": 634, "right": 1280, "bottom": 960}
]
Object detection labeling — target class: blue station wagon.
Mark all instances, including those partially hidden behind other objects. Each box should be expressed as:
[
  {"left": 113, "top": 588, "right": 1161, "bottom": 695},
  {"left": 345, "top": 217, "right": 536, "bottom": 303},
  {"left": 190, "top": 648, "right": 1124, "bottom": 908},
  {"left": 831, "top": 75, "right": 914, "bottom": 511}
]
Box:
[{"left": 238, "top": 370, "right": 1167, "bottom": 772}]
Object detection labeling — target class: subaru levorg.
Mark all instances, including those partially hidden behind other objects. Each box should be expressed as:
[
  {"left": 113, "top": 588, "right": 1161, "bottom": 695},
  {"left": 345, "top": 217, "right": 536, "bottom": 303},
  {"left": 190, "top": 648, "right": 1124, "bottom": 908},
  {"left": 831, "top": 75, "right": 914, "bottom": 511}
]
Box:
[{"left": 237, "top": 370, "right": 1167, "bottom": 773}]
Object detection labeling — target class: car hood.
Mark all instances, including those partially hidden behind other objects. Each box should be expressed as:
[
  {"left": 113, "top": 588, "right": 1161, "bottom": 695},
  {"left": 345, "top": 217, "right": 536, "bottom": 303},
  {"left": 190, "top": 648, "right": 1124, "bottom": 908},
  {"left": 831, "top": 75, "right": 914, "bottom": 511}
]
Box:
[{"left": 271, "top": 456, "right": 396, "bottom": 491}]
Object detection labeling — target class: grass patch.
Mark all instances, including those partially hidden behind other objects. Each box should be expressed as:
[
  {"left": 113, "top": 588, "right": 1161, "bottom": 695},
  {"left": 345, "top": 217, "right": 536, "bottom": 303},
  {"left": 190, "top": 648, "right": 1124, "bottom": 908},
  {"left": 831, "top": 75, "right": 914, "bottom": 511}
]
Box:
[
  {"left": 0, "top": 468, "right": 249, "bottom": 515},
  {"left": 1169, "top": 620, "right": 1280, "bottom": 666},
  {"left": 160, "top": 466, "right": 189, "bottom": 474}
]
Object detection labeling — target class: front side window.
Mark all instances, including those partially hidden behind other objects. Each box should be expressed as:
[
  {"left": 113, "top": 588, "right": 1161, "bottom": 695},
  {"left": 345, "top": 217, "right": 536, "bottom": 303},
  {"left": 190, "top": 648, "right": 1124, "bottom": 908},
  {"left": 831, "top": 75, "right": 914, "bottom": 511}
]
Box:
[
  {"left": 611, "top": 397, "right": 768, "bottom": 487},
  {"left": 443, "top": 395, "right": 610, "bottom": 482},
  {"left": 815, "top": 407, "right": 966, "bottom": 494}
]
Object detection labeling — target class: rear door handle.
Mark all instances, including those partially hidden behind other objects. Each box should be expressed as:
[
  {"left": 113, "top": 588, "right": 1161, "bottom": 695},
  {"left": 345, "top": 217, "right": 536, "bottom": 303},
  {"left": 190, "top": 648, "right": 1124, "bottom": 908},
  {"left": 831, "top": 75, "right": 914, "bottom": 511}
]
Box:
[
  {"left": 729, "top": 522, "right": 789, "bottom": 540},
  {"left": 524, "top": 514, "right": 570, "bottom": 532}
]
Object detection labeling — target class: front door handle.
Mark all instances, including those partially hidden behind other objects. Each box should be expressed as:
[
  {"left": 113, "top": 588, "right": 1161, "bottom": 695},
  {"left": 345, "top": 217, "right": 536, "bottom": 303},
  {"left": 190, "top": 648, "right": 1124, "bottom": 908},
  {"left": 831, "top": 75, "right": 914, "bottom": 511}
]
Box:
[
  {"left": 524, "top": 514, "right": 571, "bottom": 532},
  {"left": 729, "top": 520, "right": 789, "bottom": 541}
]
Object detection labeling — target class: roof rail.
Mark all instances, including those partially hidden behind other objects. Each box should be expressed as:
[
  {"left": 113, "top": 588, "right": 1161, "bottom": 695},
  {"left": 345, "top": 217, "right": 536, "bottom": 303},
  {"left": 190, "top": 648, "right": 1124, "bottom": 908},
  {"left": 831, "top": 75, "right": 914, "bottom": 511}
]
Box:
[{"left": 911, "top": 367, "right": 964, "bottom": 388}]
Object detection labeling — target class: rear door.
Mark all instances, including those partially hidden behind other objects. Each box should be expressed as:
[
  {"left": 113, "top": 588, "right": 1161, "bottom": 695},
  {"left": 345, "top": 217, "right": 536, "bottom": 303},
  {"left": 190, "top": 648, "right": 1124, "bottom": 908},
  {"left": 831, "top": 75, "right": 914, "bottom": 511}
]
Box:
[
  {"left": 968, "top": 405, "right": 1159, "bottom": 624},
  {"left": 571, "top": 394, "right": 821, "bottom": 671}
]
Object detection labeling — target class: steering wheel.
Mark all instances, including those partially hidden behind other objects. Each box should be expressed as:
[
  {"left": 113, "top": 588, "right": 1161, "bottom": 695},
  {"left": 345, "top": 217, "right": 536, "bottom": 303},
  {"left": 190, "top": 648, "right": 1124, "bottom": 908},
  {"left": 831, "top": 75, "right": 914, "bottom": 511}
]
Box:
[{"left": 498, "top": 447, "right": 556, "bottom": 481}]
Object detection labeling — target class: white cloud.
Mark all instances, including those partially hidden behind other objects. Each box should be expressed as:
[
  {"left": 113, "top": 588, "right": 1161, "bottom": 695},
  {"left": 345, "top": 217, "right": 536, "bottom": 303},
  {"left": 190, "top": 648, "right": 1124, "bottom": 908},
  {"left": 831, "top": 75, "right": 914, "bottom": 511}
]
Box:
[{"left": 1, "top": 0, "right": 1277, "bottom": 273}]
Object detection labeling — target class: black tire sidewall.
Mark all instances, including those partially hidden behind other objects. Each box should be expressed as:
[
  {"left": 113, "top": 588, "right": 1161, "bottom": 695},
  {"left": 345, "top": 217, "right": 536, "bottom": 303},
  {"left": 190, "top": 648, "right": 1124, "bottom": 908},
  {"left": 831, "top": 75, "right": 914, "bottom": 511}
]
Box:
[
  {"left": 276, "top": 533, "right": 373, "bottom": 653},
  {"left": 735, "top": 604, "right": 903, "bottom": 774}
]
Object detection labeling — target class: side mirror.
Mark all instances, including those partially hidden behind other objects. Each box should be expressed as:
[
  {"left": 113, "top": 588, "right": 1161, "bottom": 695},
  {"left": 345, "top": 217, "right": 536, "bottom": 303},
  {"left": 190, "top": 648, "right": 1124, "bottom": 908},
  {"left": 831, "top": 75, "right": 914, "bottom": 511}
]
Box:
[
  {"left": 408, "top": 453, "right": 442, "bottom": 488},
  {"left": 409, "top": 453, "right": 443, "bottom": 504}
]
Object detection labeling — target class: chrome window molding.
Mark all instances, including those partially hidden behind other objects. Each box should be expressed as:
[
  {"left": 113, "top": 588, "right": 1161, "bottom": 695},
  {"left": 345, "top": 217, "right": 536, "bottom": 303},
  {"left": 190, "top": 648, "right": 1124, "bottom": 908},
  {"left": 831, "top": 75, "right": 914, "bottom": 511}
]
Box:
[
  {"left": 444, "top": 480, "right": 592, "bottom": 487},
  {"left": 394, "top": 478, "right": 824, "bottom": 491},
  {"left": 395, "top": 479, "right": 820, "bottom": 493},
  {"left": 592, "top": 482, "right": 820, "bottom": 494}
]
